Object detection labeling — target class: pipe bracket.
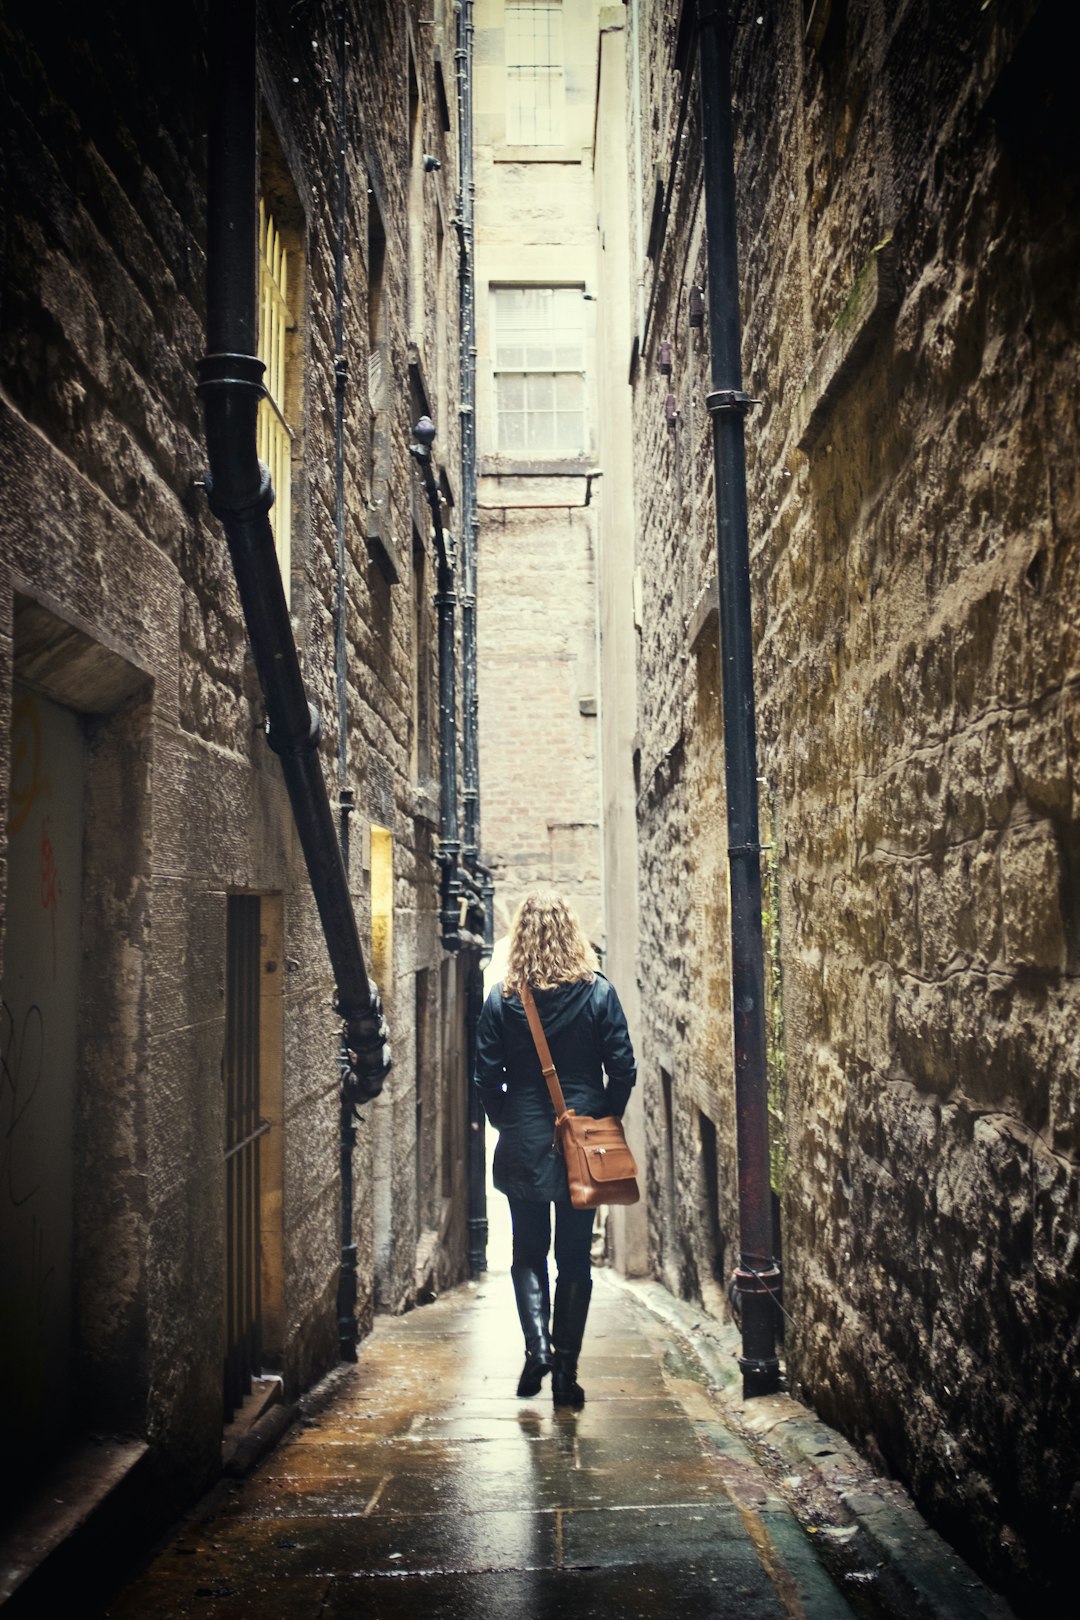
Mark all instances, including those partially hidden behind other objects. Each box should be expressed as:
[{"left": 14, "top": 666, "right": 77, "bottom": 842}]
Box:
[{"left": 706, "top": 388, "right": 760, "bottom": 417}]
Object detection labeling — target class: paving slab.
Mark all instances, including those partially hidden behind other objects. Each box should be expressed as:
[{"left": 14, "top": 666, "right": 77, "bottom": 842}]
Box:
[{"left": 101, "top": 1270, "right": 865, "bottom": 1619}]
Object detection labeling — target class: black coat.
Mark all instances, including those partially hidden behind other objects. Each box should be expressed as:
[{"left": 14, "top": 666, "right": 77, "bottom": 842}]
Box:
[{"left": 474, "top": 974, "right": 637, "bottom": 1203}]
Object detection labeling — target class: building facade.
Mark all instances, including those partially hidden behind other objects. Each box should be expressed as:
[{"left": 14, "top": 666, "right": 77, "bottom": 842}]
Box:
[
  {"left": 619, "top": 0, "right": 1078, "bottom": 1609},
  {"left": 471, "top": 0, "right": 647, "bottom": 1271},
  {"left": 0, "top": 0, "right": 480, "bottom": 1555},
  {"left": 473, "top": 0, "right": 606, "bottom": 951}
]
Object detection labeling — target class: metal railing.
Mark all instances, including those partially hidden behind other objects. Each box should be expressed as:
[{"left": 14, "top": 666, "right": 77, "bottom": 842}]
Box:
[{"left": 223, "top": 895, "right": 267, "bottom": 1419}]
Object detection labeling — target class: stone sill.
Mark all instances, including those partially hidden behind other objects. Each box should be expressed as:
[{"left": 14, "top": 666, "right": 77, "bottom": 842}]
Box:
[
  {"left": 493, "top": 145, "right": 584, "bottom": 164},
  {"left": 412, "top": 782, "right": 441, "bottom": 827},
  {"left": 0, "top": 1433, "right": 149, "bottom": 1606},
  {"left": 688, "top": 577, "right": 720, "bottom": 655},
  {"left": 366, "top": 518, "right": 404, "bottom": 585},
  {"left": 794, "top": 238, "right": 899, "bottom": 450},
  {"left": 478, "top": 457, "right": 595, "bottom": 478}
]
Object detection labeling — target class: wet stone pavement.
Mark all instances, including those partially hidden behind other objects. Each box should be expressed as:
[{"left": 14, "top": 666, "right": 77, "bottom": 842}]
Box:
[{"left": 102, "top": 1270, "right": 859, "bottom": 1619}]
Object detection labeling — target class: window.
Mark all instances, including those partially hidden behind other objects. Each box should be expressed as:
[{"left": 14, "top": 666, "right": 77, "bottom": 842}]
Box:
[
  {"left": 410, "top": 528, "right": 432, "bottom": 787},
  {"left": 407, "top": 51, "right": 424, "bottom": 343},
  {"left": 370, "top": 824, "right": 393, "bottom": 993},
  {"left": 258, "top": 199, "right": 296, "bottom": 604},
  {"left": 492, "top": 285, "right": 585, "bottom": 456},
  {"left": 506, "top": 1, "right": 564, "bottom": 145}
]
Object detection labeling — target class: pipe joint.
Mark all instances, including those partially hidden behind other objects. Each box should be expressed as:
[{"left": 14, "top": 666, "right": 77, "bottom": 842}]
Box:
[
  {"left": 340, "top": 981, "right": 392, "bottom": 1102},
  {"left": 198, "top": 353, "right": 273, "bottom": 516},
  {"left": 198, "top": 350, "right": 266, "bottom": 397},
  {"left": 732, "top": 1263, "right": 781, "bottom": 1296},
  {"left": 266, "top": 700, "right": 322, "bottom": 759},
  {"left": 738, "top": 1353, "right": 782, "bottom": 1386}
]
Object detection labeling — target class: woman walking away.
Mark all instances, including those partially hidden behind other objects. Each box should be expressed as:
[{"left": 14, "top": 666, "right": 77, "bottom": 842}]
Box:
[{"left": 474, "top": 892, "right": 637, "bottom": 1407}]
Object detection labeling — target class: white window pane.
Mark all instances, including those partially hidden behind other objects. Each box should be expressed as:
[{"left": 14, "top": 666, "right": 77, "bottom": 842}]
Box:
[
  {"left": 556, "top": 411, "right": 585, "bottom": 453},
  {"left": 501, "top": 411, "right": 526, "bottom": 451},
  {"left": 498, "top": 342, "right": 525, "bottom": 368},
  {"left": 527, "top": 374, "right": 554, "bottom": 412},
  {"left": 526, "top": 412, "right": 553, "bottom": 454},
  {"left": 497, "top": 375, "right": 525, "bottom": 412},
  {"left": 554, "top": 373, "right": 584, "bottom": 410}
]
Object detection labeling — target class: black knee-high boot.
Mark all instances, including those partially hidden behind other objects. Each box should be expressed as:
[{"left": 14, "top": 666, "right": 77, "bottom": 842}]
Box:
[
  {"left": 511, "top": 1263, "right": 553, "bottom": 1396},
  {"left": 551, "top": 1276, "right": 592, "bottom": 1408}
]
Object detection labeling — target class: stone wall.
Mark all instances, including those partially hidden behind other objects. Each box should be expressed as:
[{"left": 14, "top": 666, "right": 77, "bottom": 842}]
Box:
[
  {"left": 0, "top": 0, "right": 470, "bottom": 1518},
  {"left": 625, "top": 0, "right": 1079, "bottom": 1607}
]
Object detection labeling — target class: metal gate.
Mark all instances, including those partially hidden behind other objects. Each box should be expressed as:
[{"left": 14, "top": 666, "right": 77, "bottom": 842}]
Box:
[{"left": 223, "top": 895, "right": 267, "bottom": 1421}]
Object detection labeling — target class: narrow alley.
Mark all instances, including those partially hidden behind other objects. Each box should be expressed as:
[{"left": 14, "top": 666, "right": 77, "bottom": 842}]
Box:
[
  {"left": 2, "top": 3, "right": 1077, "bottom": 1618},
  {"left": 100, "top": 1236, "right": 1008, "bottom": 1620},
  {"left": 100, "top": 1270, "right": 849, "bottom": 1619}
]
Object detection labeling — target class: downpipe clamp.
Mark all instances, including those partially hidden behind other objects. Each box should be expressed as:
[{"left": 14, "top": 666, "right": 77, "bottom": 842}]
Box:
[{"left": 706, "top": 389, "right": 761, "bottom": 417}]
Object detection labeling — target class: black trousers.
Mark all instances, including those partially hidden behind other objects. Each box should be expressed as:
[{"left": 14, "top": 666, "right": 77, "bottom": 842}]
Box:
[{"left": 508, "top": 1198, "right": 595, "bottom": 1284}]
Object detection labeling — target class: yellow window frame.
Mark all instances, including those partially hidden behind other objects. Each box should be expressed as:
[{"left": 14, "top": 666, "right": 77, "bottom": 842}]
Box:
[{"left": 258, "top": 198, "right": 295, "bottom": 605}]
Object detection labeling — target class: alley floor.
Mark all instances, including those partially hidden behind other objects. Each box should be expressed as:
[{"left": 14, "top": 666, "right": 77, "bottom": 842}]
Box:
[{"left": 100, "top": 1265, "right": 863, "bottom": 1620}]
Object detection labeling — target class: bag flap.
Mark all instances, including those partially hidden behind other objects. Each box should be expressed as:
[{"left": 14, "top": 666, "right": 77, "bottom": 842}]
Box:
[{"left": 585, "top": 1144, "right": 638, "bottom": 1181}]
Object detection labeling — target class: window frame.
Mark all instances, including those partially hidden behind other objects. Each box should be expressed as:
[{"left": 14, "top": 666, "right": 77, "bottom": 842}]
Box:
[
  {"left": 505, "top": 0, "right": 565, "bottom": 147},
  {"left": 490, "top": 283, "right": 587, "bottom": 460},
  {"left": 257, "top": 196, "right": 299, "bottom": 608}
]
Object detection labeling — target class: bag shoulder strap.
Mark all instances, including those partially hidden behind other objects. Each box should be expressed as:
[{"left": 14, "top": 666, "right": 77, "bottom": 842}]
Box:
[{"left": 519, "top": 983, "right": 569, "bottom": 1120}]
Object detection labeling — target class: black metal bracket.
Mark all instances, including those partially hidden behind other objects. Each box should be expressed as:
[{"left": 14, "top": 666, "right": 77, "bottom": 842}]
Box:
[
  {"left": 706, "top": 388, "right": 761, "bottom": 417},
  {"left": 738, "top": 1354, "right": 782, "bottom": 1381}
]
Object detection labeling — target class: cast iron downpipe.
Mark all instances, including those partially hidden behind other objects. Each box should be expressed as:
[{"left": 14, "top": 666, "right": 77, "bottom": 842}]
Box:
[
  {"left": 697, "top": 0, "right": 781, "bottom": 1396},
  {"left": 333, "top": 4, "right": 352, "bottom": 860},
  {"left": 330, "top": 6, "right": 366, "bottom": 1362},
  {"left": 410, "top": 419, "right": 464, "bottom": 951},
  {"left": 198, "top": 0, "right": 390, "bottom": 1362},
  {"left": 455, "top": 0, "right": 491, "bottom": 1279}
]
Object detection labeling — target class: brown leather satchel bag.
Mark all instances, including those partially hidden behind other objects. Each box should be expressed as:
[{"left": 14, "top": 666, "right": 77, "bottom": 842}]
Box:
[{"left": 520, "top": 982, "right": 640, "bottom": 1209}]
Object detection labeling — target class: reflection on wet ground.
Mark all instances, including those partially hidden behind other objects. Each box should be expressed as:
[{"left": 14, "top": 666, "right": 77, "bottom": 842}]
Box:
[{"left": 102, "top": 1270, "right": 856, "bottom": 1618}]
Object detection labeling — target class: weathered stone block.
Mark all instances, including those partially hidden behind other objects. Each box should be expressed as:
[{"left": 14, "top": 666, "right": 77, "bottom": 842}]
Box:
[{"left": 999, "top": 819, "right": 1066, "bottom": 973}]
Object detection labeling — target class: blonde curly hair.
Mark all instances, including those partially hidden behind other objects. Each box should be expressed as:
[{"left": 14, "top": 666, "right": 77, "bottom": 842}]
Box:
[{"left": 503, "top": 892, "right": 598, "bottom": 997}]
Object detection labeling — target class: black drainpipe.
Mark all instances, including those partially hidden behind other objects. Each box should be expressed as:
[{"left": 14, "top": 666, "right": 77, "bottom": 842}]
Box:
[
  {"left": 198, "top": 0, "right": 390, "bottom": 1362},
  {"left": 331, "top": 6, "right": 365, "bottom": 1363},
  {"left": 409, "top": 419, "right": 463, "bottom": 952},
  {"left": 455, "top": 0, "right": 490, "bottom": 1280},
  {"left": 696, "top": 0, "right": 780, "bottom": 1397},
  {"left": 333, "top": 5, "right": 351, "bottom": 859}
]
